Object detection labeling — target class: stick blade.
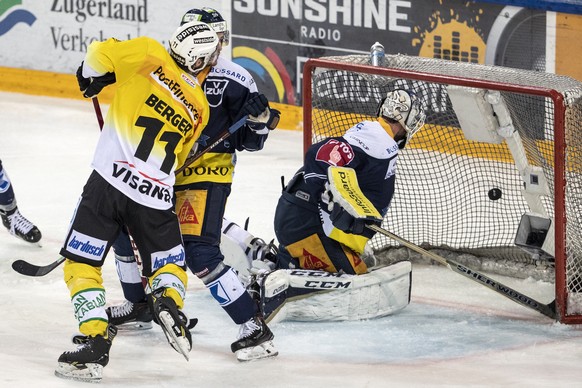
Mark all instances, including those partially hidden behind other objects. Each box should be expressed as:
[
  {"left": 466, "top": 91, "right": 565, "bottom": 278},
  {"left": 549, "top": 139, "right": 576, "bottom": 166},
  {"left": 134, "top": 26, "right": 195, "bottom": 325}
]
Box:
[{"left": 12, "top": 258, "right": 64, "bottom": 277}]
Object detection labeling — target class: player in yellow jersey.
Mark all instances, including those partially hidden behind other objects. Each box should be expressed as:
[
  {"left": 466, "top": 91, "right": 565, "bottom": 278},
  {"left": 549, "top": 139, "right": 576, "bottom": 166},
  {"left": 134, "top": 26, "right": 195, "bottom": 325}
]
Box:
[
  {"left": 54, "top": 21, "right": 220, "bottom": 383},
  {"left": 107, "top": 8, "right": 280, "bottom": 362}
]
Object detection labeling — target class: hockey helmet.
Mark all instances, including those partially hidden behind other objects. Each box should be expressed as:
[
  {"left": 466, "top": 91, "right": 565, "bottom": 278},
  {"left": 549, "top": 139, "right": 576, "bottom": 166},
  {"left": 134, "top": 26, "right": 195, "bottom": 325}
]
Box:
[
  {"left": 378, "top": 89, "right": 426, "bottom": 147},
  {"left": 180, "top": 7, "right": 229, "bottom": 46},
  {"left": 169, "top": 21, "right": 220, "bottom": 76}
]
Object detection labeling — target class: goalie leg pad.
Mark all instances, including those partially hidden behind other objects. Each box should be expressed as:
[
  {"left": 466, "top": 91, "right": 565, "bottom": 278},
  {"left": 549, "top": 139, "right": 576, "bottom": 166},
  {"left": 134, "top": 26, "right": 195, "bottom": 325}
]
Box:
[
  {"left": 260, "top": 261, "right": 412, "bottom": 322},
  {"left": 220, "top": 232, "right": 253, "bottom": 286},
  {"left": 260, "top": 270, "right": 291, "bottom": 324}
]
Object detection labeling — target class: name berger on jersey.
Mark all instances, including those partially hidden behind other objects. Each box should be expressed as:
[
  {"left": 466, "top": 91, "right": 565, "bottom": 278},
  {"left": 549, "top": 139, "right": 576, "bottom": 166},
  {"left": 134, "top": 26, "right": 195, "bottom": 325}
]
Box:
[{"left": 150, "top": 66, "right": 199, "bottom": 126}]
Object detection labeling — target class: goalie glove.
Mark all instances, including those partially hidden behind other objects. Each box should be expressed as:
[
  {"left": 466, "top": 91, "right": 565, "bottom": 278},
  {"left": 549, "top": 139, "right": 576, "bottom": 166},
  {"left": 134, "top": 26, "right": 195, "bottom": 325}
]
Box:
[
  {"left": 327, "top": 201, "right": 380, "bottom": 235},
  {"left": 242, "top": 94, "right": 281, "bottom": 135},
  {"left": 322, "top": 166, "right": 383, "bottom": 235},
  {"left": 76, "top": 62, "right": 116, "bottom": 98}
]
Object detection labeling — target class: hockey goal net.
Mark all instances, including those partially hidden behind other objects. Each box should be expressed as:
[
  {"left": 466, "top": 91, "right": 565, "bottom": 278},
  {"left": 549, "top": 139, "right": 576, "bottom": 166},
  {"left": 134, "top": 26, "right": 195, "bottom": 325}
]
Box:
[{"left": 302, "top": 54, "right": 582, "bottom": 324}]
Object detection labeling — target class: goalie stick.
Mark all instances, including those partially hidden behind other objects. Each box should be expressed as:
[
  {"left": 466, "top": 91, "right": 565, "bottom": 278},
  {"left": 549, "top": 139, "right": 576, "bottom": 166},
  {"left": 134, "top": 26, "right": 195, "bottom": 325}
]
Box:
[
  {"left": 11, "top": 101, "right": 248, "bottom": 277},
  {"left": 366, "top": 224, "right": 557, "bottom": 320}
]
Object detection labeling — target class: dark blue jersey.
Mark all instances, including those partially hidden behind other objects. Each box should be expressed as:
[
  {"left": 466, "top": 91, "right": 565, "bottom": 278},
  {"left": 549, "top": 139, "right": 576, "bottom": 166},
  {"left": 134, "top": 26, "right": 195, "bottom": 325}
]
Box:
[
  {"left": 303, "top": 120, "right": 398, "bottom": 217},
  {"left": 176, "top": 56, "right": 268, "bottom": 185}
]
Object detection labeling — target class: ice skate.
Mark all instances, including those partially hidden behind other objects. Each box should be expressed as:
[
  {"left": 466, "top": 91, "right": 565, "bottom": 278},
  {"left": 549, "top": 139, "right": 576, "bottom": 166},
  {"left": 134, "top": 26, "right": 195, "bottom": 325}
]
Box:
[
  {"left": 1, "top": 207, "right": 41, "bottom": 244},
  {"left": 231, "top": 314, "right": 277, "bottom": 362},
  {"left": 248, "top": 237, "right": 278, "bottom": 263},
  {"left": 153, "top": 291, "right": 193, "bottom": 360},
  {"left": 55, "top": 325, "right": 117, "bottom": 383},
  {"left": 106, "top": 300, "right": 153, "bottom": 330}
]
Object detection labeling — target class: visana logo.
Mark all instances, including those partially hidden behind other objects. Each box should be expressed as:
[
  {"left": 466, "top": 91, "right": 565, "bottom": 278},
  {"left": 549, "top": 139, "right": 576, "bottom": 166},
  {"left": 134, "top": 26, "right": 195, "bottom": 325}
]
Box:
[{"left": 112, "top": 162, "right": 172, "bottom": 205}]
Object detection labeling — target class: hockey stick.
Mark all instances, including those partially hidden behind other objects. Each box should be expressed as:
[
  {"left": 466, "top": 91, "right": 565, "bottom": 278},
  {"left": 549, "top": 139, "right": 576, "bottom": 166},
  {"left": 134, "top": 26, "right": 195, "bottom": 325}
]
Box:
[
  {"left": 366, "top": 224, "right": 557, "bottom": 320},
  {"left": 175, "top": 115, "right": 248, "bottom": 174},
  {"left": 11, "top": 99, "right": 105, "bottom": 277},
  {"left": 12, "top": 256, "right": 66, "bottom": 277},
  {"left": 92, "top": 97, "right": 104, "bottom": 129},
  {"left": 12, "top": 112, "right": 248, "bottom": 277}
]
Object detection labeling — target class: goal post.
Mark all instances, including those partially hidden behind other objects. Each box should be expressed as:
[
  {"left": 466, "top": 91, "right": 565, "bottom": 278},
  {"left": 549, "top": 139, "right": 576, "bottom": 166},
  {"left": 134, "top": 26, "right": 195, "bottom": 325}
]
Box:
[{"left": 302, "top": 54, "right": 582, "bottom": 324}]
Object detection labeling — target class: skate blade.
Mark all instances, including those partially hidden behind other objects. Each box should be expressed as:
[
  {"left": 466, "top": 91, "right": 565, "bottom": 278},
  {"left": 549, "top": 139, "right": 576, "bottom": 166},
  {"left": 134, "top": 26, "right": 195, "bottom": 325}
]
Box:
[
  {"left": 55, "top": 362, "right": 103, "bottom": 383},
  {"left": 116, "top": 320, "right": 153, "bottom": 331},
  {"left": 235, "top": 340, "right": 278, "bottom": 362},
  {"left": 158, "top": 311, "right": 191, "bottom": 361}
]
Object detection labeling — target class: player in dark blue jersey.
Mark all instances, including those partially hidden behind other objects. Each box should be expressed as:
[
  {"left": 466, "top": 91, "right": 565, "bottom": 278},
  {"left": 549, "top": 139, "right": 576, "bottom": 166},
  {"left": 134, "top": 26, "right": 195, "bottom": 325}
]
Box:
[{"left": 272, "top": 89, "right": 425, "bottom": 274}]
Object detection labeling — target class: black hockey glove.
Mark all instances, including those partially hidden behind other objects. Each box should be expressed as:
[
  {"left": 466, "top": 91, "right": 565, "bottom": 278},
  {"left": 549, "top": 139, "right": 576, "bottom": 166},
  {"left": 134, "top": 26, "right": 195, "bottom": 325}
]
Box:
[
  {"left": 242, "top": 94, "right": 281, "bottom": 134},
  {"left": 76, "top": 62, "right": 116, "bottom": 98},
  {"left": 329, "top": 202, "right": 381, "bottom": 235}
]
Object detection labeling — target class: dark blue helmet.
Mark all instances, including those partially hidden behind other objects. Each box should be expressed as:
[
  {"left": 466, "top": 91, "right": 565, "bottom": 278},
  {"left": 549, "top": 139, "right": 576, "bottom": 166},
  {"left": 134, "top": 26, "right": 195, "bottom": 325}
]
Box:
[{"left": 180, "top": 8, "right": 229, "bottom": 46}]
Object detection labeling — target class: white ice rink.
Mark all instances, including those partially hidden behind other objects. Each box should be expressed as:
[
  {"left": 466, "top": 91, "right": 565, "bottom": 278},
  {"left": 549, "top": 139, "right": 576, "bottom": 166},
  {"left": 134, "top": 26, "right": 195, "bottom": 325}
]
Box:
[{"left": 1, "top": 92, "right": 581, "bottom": 387}]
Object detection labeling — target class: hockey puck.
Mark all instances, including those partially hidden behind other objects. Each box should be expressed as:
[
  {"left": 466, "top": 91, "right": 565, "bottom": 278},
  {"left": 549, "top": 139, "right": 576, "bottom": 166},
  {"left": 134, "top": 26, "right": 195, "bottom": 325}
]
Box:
[{"left": 488, "top": 188, "right": 502, "bottom": 200}]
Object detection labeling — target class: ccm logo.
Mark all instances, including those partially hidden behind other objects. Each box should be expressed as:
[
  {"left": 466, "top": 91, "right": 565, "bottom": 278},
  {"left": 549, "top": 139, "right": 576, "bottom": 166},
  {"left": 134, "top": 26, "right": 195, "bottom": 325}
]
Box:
[{"left": 304, "top": 280, "right": 351, "bottom": 289}]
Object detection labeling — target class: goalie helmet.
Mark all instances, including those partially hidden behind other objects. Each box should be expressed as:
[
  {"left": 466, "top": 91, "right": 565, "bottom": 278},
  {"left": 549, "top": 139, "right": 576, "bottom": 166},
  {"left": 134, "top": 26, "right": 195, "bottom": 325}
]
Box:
[
  {"left": 378, "top": 89, "right": 426, "bottom": 148},
  {"left": 169, "top": 21, "right": 219, "bottom": 76},
  {"left": 180, "top": 7, "right": 229, "bottom": 46}
]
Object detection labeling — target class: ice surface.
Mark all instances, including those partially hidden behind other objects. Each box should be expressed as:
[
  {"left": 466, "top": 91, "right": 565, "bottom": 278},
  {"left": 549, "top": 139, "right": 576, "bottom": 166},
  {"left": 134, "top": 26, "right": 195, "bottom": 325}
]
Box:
[{"left": 1, "top": 93, "right": 581, "bottom": 387}]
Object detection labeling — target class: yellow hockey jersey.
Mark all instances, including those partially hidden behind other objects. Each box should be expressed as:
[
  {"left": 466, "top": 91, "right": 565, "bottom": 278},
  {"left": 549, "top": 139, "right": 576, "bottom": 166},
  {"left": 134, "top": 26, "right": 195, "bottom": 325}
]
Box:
[{"left": 83, "top": 37, "right": 209, "bottom": 210}]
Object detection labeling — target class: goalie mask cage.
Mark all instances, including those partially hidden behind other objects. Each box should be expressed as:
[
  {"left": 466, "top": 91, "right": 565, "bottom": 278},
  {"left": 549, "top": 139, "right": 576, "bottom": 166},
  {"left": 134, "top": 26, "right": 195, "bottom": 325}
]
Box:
[{"left": 302, "top": 54, "right": 582, "bottom": 324}]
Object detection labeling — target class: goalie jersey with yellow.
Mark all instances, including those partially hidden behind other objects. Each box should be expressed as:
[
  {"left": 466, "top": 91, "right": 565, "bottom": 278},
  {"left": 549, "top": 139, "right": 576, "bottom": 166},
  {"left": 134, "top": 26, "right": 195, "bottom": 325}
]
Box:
[
  {"left": 307, "top": 119, "right": 398, "bottom": 250},
  {"left": 83, "top": 37, "right": 209, "bottom": 210},
  {"left": 275, "top": 118, "right": 398, "bottom": 272}
]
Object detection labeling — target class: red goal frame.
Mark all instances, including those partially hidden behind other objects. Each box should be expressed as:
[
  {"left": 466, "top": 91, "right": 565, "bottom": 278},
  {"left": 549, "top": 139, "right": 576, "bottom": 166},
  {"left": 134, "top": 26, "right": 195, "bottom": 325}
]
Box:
[{"left": 302, "top": 57, "right": 577, "bottom": 323}]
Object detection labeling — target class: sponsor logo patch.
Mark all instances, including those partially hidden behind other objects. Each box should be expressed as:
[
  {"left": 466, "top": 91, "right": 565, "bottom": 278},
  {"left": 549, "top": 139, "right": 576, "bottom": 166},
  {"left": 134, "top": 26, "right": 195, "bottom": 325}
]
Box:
[
  {"left": 178, "top": 199, "right": 198, "bottom": 225},
  {"left": 204, "top": 79, "right": 228, "bottom": 107},
  {"left": 209, "top": 281, "right": 231, "bottom": 305},
  {"left": 72, "top": 291, "right": 106, "bottom": 321},
  {"left": 112, "top": 161, "right": 172, "bottom": 204},
  {"left": 315, "top": 139, "right": 354, "bottom": 166},
  {"left": 151, "top": 245, "right": 186, "bottom": 272},
  {"left": 66, "top": 230, "right": 107, "bottom": 261},
  {"left": 301, "top": 248, "right": 330, "bottom": 270}
]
